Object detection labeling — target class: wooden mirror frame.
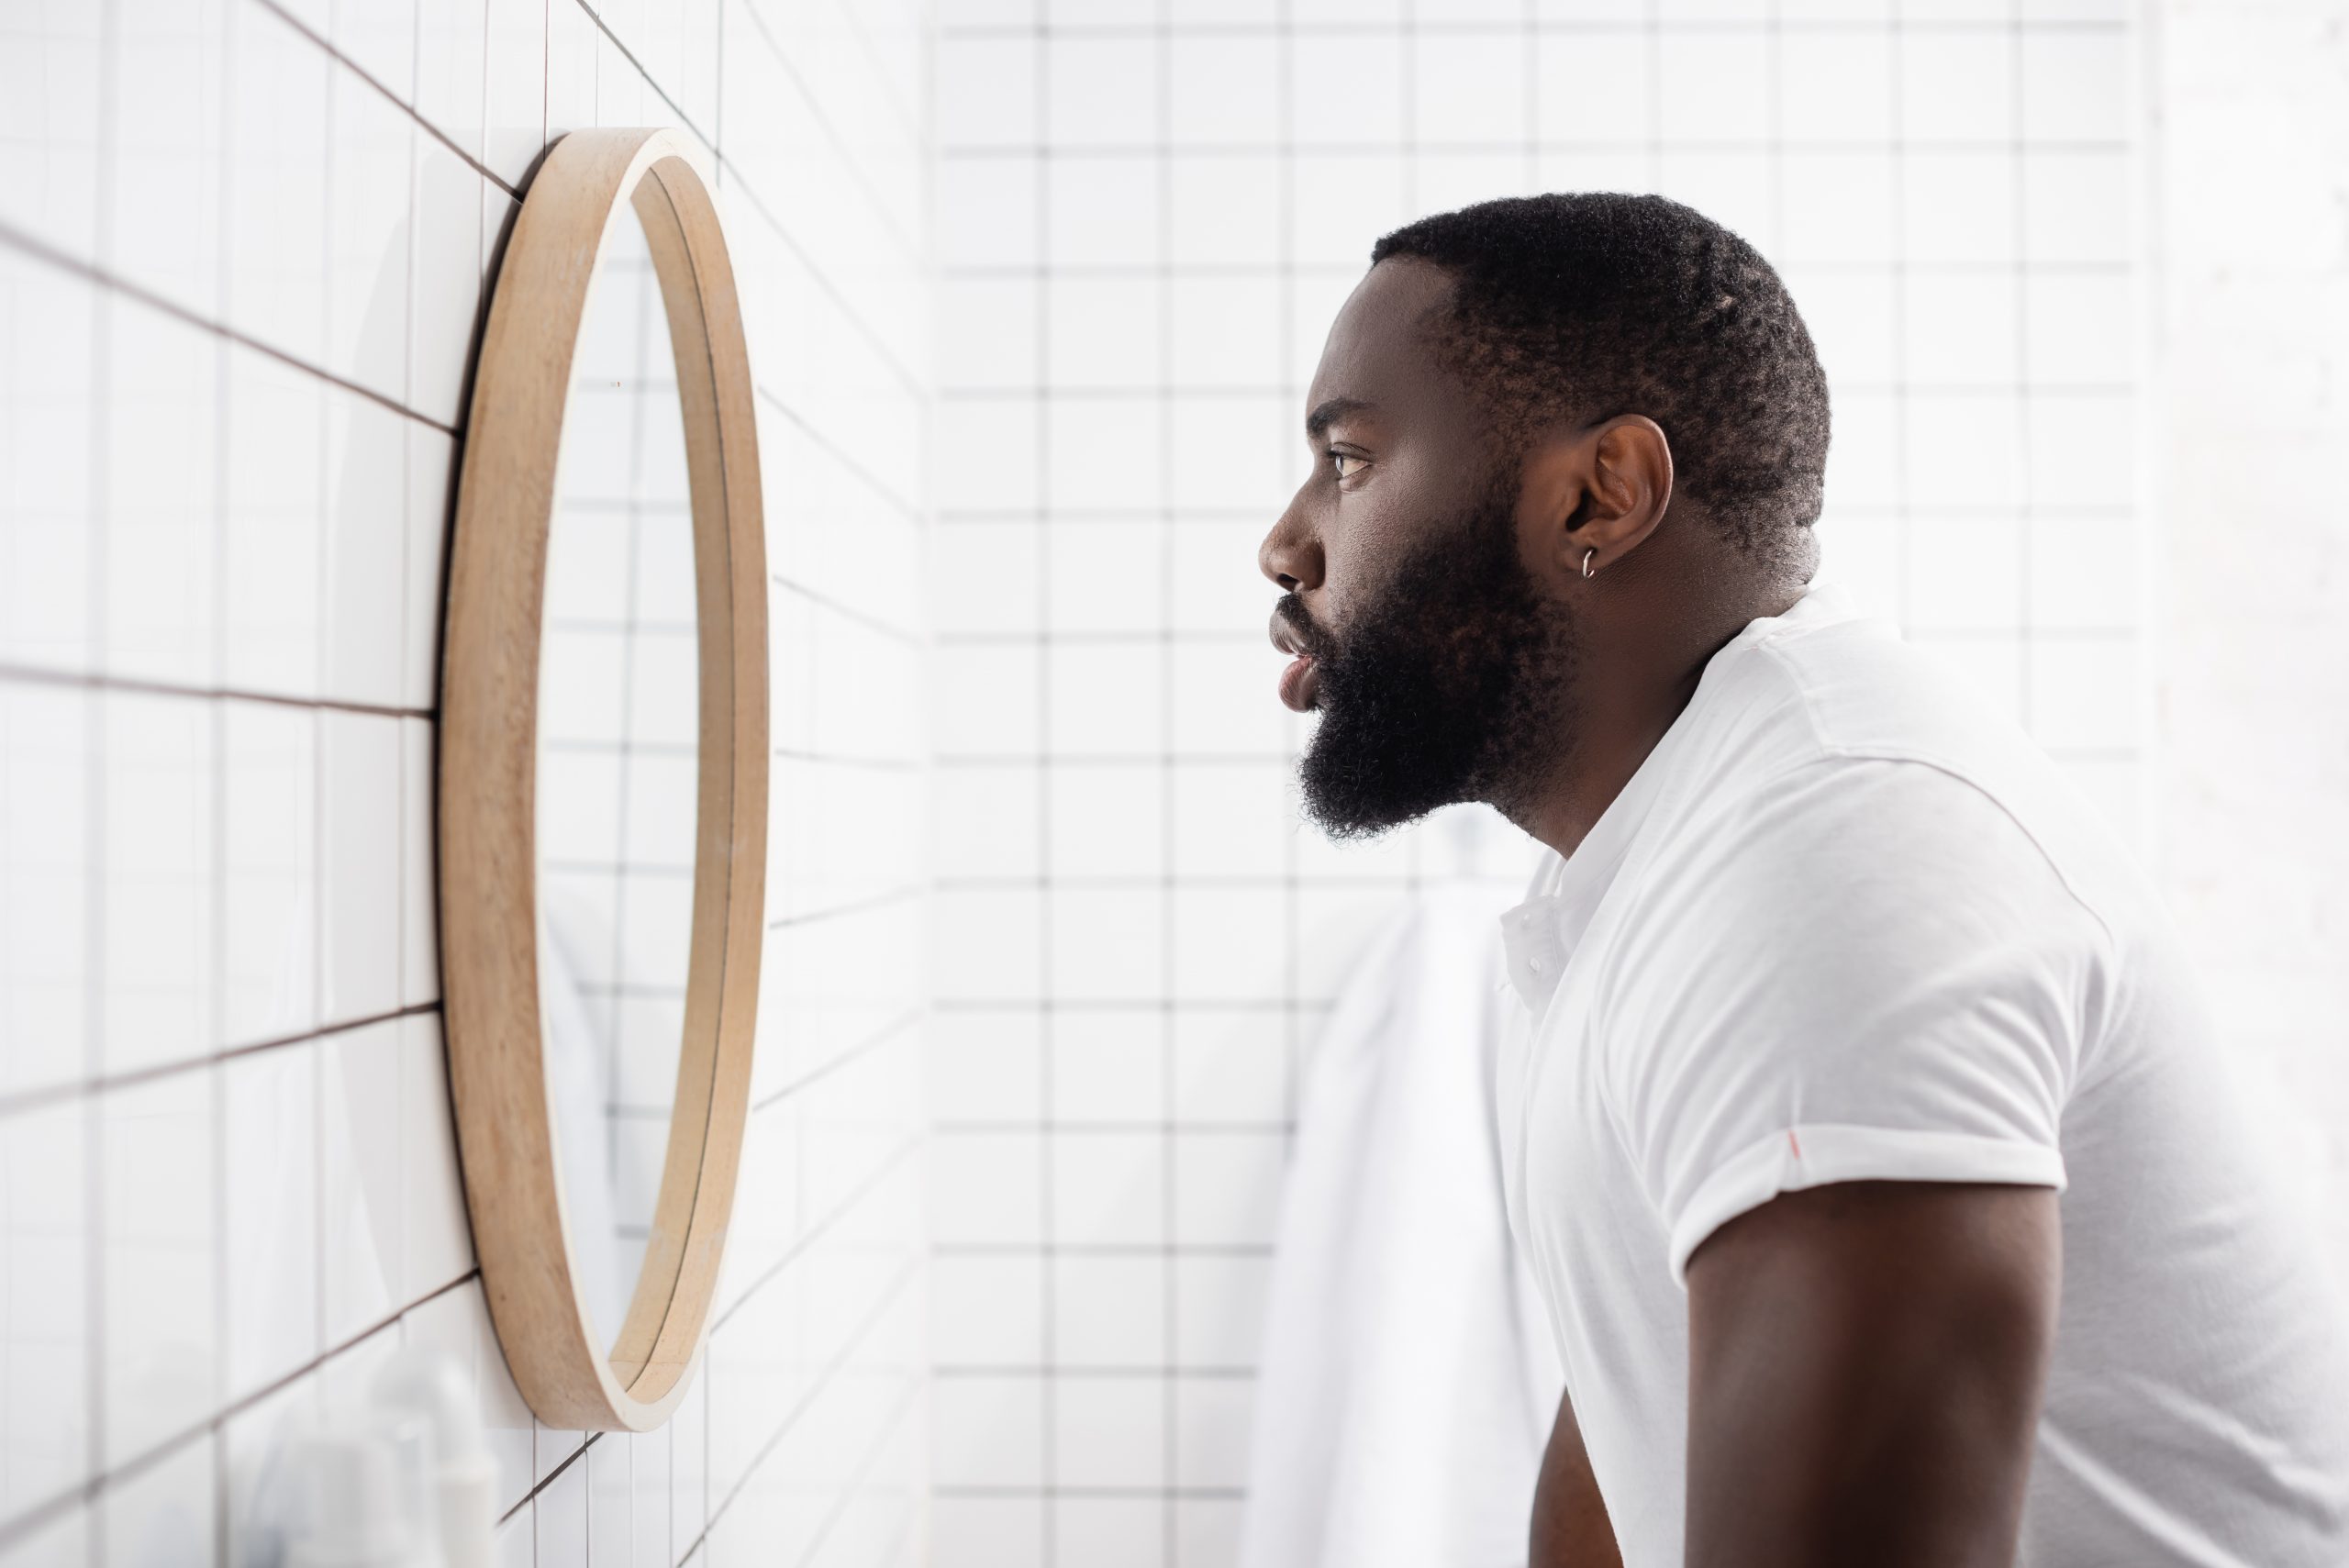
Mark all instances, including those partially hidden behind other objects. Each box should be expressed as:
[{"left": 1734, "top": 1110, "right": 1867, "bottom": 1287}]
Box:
[{"left": 439, "top": 128, "right": 767, "bottom": 1432}]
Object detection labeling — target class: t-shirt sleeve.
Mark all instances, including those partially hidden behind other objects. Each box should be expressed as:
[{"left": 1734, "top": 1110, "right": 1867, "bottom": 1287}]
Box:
[{"left": 1598, "top": 758, "right": 2103, "bottom": 1286}]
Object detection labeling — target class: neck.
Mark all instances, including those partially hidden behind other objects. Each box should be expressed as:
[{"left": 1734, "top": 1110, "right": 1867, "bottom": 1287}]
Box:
[{"left": 1501, "top": 571, "right": 1806, "bottom": 860}]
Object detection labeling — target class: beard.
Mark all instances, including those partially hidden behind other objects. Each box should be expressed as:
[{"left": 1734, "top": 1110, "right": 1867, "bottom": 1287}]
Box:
[{"left": 1286, "top": 477, "right": 1581, "bottom": 840}]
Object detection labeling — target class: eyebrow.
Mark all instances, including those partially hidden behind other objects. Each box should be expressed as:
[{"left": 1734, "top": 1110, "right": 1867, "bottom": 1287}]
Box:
[{"left": 1306, "top": 396, "right": 1375, "bottom": 439}]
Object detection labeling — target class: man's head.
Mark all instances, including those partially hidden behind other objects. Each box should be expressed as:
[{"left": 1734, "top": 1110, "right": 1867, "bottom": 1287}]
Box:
[{"left": 1261, "top": 192, "right": 1830, "bottom": 839}]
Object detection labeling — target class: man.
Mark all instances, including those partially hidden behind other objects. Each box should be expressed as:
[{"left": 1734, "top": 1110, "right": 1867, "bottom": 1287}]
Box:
[{"left": 1258, "top": 192, "right": 2349, "bottom": 1567}]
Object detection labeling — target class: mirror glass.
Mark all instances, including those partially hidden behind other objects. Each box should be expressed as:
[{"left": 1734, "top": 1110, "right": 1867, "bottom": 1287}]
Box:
[{"left": 535, "top": 202, "right": 698, "bottom": 1353}]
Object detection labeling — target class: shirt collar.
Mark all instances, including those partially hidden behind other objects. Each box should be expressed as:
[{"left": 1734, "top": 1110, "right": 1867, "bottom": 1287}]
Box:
[{"left": 1495, "top": 579, "right": 1857, "bottom": 1012}]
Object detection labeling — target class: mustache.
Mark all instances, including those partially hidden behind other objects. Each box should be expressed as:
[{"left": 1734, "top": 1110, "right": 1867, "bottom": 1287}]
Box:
[{"left": 1274, "top": 594, "right": 1330, "bottom": 657}]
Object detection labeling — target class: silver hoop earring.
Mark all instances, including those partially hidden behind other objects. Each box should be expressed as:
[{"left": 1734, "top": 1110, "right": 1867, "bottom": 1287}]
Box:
[{"left": 1581, "top": 547, "right": 1597, "bottom": 580}]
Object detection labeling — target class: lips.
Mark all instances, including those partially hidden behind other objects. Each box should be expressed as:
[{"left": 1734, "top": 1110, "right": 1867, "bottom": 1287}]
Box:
[{"left": 1270, "top": 606, "right": 1321, "bottom": 713}]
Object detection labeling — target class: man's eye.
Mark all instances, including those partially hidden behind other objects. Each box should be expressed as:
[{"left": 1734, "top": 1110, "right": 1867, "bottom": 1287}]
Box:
[{"left": 1329, "top": 450, "right": 1367, "bottom": 481}]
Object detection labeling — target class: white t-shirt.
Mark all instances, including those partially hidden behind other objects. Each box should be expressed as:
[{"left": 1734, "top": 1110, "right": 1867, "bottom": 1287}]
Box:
[{"left": 1496, "top": 584, "right": 2349, "bottom": 1568}]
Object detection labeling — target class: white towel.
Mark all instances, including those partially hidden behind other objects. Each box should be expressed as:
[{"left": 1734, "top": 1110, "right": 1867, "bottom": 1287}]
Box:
[{"left": 1238, "top": 884, "right": 1565, "bottom": 1568}]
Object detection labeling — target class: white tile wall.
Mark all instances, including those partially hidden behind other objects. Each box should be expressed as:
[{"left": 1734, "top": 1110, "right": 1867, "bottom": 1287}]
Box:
[
  {"left": 0, "top": 0, "right": 929, "bottom": 1562},
  {"left": 926, "top": 6, "right": 2146, "bottom": 1567},
  {"left": 2146, "top": 0, "right": 2349, "bottom": 1281}
]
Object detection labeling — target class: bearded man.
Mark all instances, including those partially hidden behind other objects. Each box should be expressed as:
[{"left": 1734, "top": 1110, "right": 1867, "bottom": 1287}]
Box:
[{"left": 1258, "top": 193, "right": 2349, "bottom": 1568}]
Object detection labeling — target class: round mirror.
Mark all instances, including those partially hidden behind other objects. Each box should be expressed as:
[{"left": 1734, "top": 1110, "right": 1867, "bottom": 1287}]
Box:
[
  {"left": 439, "top": 129, "right": 767, "bottom": 1432},
  {"left": 535, "top": 199, "right": 697, "bottom": 1354}
]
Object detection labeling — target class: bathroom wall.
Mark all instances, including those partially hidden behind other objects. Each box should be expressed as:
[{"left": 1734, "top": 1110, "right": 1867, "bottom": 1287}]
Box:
[
  {"left": 0, "top": 0, "right": 929, "bottom": 1561},
  {"left": 925, "top": 4, "right": 2142, "bottom": 1565},
  {"left": 2146, "top": 0, "right": 2349, "bottom": 1277}
]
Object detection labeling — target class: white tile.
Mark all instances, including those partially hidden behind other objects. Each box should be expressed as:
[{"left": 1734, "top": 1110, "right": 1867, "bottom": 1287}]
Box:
[
  {"left": 2024, "top": 150, "right": 2132, "bottom": 265},
  {"left": 630, "top": 1421, "right": 671, "bottom": 1567},
  {"left": 1171, "top": 886, "right": 1284, "bottom": 1004},
  {"left": 103, "top": 1433, "right": 217, "bottom": 1563},
  {"left": 1173, "top": 1377, "right": 1251, "bottom": 1489},
  {"left": 930, "top": 1129, "right": 1043, "bottom": 1246},
  {"left": 1169, "top": 1009, "right": 1285, "bottom": 1123},
  {"left": 1169, "top": 36, "right": 1279, "bottom": 147},
  {"left": 1779, "top": 30, "right": 1892, "bottom": 143},
  {"left": 1053, "top": 1377, "right": 1163, "bottom": 1487},
  {"left": 1047, "top": 156, "right": 1162, "bottom": 269},
  {"left": 102, "top": 1071, "right": 217, "bottom": 1465},
  {"left": 930, "top": 1254, "right": 1044, "bottom": 1366},
  {"left": 0, "top": 1099, "right": 89, "bottom": 1517},
  {"left": 2021, "top": 29, "right": 2129, "bottom": 143},
  {"left": 925, "top": 1009, "right": 1043, "bottom": 1124},
  {"left": 1046, "top": 275, "right": 1160, "bottom": 390},
  {"left": 1052, "top": 1010, "right": 1162, "bottom": 1123},
  {"left": 1904, "top": 515, "right": 2022, "bottom": 635},
  {"left": 416, "top": 0, "right": 489, "bottom": 160},
  {"left": 1292, "top": 36, "right": 1402, "bottom": 150},
  {"left": 1780, "top": 153, "right": 1897, "bottom": 266},
  {"left": 399, "top": 1013, "right": 472, "bottom": 1296},
  {"left": 1174, "top": 1253, "right": 1270, "bottom": 1368},
  {"left": 930, "top": 1497, "right": 1044, "bottom": 1568},
  {"left": 1414, "top": 32, "right": 1527, "bottom": 149},
  {"left": 0, "top": 686, "right": 92, "bottom": 1094},
  {"left": 104, "top": 305, "right": 219, "bottom": 686},
  {"left": 320, "top": 711, "right": 401, "bottom": 1024},
  {"left": 1903, "top": 272, "right": 2018, "bottom": 388},
  {"left": 1899, "top": 29, "right": 2013, "bottom": 145},
  {"left": 1174, "top": 1130, "right": 1283, "bottom": 1246},
  {"left": 101, "top": 693, "right": 217, "bottom": 1074},
  {"left": 1052, "top": 1253, "right": 1163, "bottom": 1369},
  {"left": 482, "top": 0, "right": 546, "bottom": 186},
  {"left": 0, "top": 259, "right": 98, "bottom": 673},
  {"left": 1902, "top": 152, "right": 2017, "bottom": 265},
  {"left": 223, "top": 1042, "right": 319, "bottom": 1400},
  {"left": 1049, "top": 887, "right": 1162, "bottom": 1004},
  {"left": 227, "top": 2, "right": 332, "bottom": 364},
  {"left": 327, "top": 68, "right": 415, "bottom": 406},
  {"left": 1058, "top": 1496, "right": 1164, "bottom": 1568},
  {"left": 1904, "top": 390, "right": 2021, "bottom": 510},
  {"left": 2025, "top": 391, "right": 2134, "bottom": 509},
  {"left": 930, "top": 1375, "right": 1042, "bottom": 1488},
  {"left": 1169, "top": 155, "right": 1280, "bottom": 267},
  {"left": 1051, "top": 1129, "right": 1163, "bottom": 1246},
  {"left": 336, "top": 0, "right": 418, "bottom": 103},
  {"left": 933, "top": 761, "right": 1041, "bottom": 880},
  {"left": 412, "top": 137, "right": 484, "bottom": 429},
  {"left": 320, "top": 1019, "right": 404, "bottom": 1343},
  {"left": 1168, "top": 395, "right": 1286, "bottom": 511},
  {"left": 934, "top": 396, "right": 1040, "bottom": 513},
  {"left": 938, "top": 278, "right": 1040, "bottom": 394},
  {"left": 546, "top": 0, "right": 599, "bottom": 140},
  {"left": 1286, "top": 153, "right": 1408, "bottom": 269},
  {"left": 323, "top": 391, "right": 408, "bottom": 708},
  {"left": 1048, "top": 763, "right": 1164, "bottom": 881},
  {"left": 932, "top": 646, "right": 1038, "bottom": 757},
  {"left": 595, "top": 28, "right": 647, "bottom": 127},
  {"left": 108, "top": 0, "right": 230, "bottom": 317},
  {"left": 1046, "top": 641, "right": 1159, "bottom": 757},
  {"left": 400, "top": 720, "right": 439, "bottom": 1007},
  {"left": 938, "top": 154, "right": 1041, "bottom": 271},
  {"left": 2023, "top": 272, "right": 2135, "bottom": 387},
  {"left": 222, "top": 347, "right": 326, "bottom": 699},
  {"left": 1656, "top": 29, "right": 1768, "bottom": 146},
  {"left": 1047, "top": 36, "right": 1159, "bottom": 147},
  {"left": 535, "top": 1451, "right": 590, "bottom": 1566},
  {"left": 1169, "top": 276, "right": 1280, "bottom": 391},
  {"left": 221, "top": 701, "right": 318, "bottom": 1046},
  {"left": 589, "top": 1434, "right": 632, "bottom": 1562}
]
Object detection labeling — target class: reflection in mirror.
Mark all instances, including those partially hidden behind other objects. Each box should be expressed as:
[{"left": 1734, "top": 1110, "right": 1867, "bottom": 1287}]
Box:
[{"left": 535, "top": 201, "right": 697, "bottom": 1354}]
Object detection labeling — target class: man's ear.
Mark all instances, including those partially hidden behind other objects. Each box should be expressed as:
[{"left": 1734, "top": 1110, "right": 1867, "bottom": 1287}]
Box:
[{"left": 1515, "top": 414, "right": 1675, "bottom": 586}]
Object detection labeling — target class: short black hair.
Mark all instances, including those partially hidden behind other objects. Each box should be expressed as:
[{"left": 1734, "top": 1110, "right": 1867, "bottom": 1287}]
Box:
[{"left": 1371, "top": 192, "right": 1830, "bottom": 560}]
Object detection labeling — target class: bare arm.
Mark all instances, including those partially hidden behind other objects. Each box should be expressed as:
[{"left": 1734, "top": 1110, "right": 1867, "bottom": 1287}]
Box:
[
  {"left": 1683, "top": 1181, "right": 2060, "bottom": 1568},
  {"left": 1531, "top": 1385, "right": 1624, "bottom": 1567}
]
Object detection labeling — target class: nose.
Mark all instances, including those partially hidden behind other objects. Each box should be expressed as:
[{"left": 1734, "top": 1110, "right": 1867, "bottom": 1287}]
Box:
[{"left": 1259, "top": 494, "right": 1323, "bottom": 595}]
